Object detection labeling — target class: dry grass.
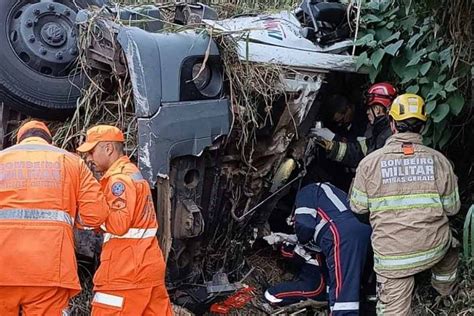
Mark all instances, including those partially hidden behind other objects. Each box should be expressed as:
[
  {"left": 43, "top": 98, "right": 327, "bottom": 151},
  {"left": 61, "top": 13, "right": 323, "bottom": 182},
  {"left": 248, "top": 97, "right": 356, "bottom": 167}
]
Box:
[
  {"left": 115, "top": 0, "right": 300, "bottom": 17},
  {"left": 49, "top": 7, "right": 137, "bottom": 157},
  {"left": 212, "top": 32, "right": 287, "bottom": 167}
]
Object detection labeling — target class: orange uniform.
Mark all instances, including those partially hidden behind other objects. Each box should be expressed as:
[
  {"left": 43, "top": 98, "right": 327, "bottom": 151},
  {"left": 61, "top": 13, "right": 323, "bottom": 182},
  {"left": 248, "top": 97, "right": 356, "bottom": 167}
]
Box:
[
  {"left": 0, "top": 135, "right": 109, "bottom": 315},
  {"left": 91, "top": 156, "right": 172, "bottom": 315}
]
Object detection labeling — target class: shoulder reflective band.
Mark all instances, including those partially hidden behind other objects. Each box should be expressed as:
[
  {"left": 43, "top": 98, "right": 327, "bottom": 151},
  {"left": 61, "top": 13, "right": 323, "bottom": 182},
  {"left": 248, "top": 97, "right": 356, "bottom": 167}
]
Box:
[
  {"left": 93, "top": 292, "right": 124, "bottom": 308},
  {"left": 321, "top": 183, "right": 347, "bottom": 212},
  {"left": 0, "top": 209, "right": 72, "bottom": 225},
  {"left": 295, "top": 207, "right": 329, "bottom": 243},
  {"left": 350, "top": 187, "right": 368, "bottom": 208},
  {"left": 441, "top": 189, "right": 460, "bottom": 208},
  {"left": 335, "top": 142, "right": 347, "bottom": 162},
  {"left": 432, "top": 270, "right": 457, "bottom": 282},
  {"left": 295, "top": 207, "right": 317, "bottom": 217},
  {"left": 130, "top": 171, "right": 144, "bottom": 182},
  {"left": 331, "top": 302, "right": 359, "bottom": 311},
  {"left": 103, "top": 227, "right": 157, "bottom": 243},
  {"left": 368, "top": 193, "right": 442, "bottom": 212},
  {"left": 374, "top": 243, "right": 449, "bottom": 270}
]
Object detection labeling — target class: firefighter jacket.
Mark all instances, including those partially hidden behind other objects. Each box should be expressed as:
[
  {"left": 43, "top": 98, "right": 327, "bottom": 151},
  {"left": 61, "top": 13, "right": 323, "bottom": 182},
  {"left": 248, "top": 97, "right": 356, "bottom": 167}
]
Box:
[
  {"left": 328, "top": 116, "right": 392, "bottom": 168},
  {"left": 94, "top": 156, "right": 166, "bottom": 290},
  {"left": 0, "top": 137, "right": 109, "bottom": 293},
  {"left": 350, "top": 132, "right": 460, "bottom": 278}
]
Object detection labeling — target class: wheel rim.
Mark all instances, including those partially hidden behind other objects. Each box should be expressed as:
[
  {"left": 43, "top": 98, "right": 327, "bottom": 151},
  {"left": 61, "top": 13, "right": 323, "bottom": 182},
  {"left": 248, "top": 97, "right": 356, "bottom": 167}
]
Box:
[{"left": 8, "top": 0, "right": 78, "bottom": 77}]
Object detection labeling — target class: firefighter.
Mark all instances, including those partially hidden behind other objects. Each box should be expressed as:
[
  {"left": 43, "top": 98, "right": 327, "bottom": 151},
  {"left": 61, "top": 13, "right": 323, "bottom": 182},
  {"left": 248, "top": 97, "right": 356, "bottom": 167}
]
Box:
[
  {"left": 0, "top": 120, "right": 109, "bottom": 315},
  {"left": 350, "top": 94, "right": 460, "bottom": 315},
  {"left": 265, "top": 182, "right": 372, "bottom": 315},
  {"left": 311, "top": 83, "right": 397, "bottom": 168},
  {"left": 76, "top": 125, "right": 172, "bottom": 315}
]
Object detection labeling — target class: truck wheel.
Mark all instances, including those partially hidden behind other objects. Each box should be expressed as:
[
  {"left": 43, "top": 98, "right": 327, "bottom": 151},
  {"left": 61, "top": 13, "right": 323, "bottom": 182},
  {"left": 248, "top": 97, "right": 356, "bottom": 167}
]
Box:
[{"left": 0, "top": 0, "right": 104, "bottom": 118}]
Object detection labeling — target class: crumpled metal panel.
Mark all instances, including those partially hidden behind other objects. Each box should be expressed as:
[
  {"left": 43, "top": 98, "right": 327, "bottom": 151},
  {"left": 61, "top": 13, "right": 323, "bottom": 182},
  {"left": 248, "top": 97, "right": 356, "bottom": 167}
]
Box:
[
  {"left": 138, "top": 99, "right": 230, "bottom": 186},
  {"left": 117, "top": 27, "right": 163, "bottom": 118},
  {"left": 117, "top": 26, "right": 221, "bottom": 117}
]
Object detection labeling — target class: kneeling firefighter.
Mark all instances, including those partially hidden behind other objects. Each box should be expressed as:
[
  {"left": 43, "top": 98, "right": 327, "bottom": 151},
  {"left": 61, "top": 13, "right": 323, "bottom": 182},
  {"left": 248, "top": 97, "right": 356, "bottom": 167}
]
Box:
[{"left": 265, "top": 182, "right": 372, "bottom": 315}]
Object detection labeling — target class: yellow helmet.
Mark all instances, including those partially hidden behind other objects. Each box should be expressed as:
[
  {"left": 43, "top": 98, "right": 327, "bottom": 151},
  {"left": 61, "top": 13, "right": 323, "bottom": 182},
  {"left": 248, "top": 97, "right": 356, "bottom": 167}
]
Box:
[{"left": 389, "top": 94, "right": 427, "bottom": 122}]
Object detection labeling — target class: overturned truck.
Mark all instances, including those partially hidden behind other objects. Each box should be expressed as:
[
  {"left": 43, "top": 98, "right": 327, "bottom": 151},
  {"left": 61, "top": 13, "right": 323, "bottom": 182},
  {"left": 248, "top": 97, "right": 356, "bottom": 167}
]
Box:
[{"left": 0, "top": 0, "right": 368, "bottom": 308}]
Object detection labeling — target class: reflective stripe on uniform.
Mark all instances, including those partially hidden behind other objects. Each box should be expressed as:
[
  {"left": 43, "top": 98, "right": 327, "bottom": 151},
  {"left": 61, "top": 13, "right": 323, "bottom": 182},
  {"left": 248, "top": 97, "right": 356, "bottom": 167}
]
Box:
[
  {"left": 376, "top": 302, "right": 385, "bottom": 316},
  {"left": 332, "top": 302, "right": 360, "bottom": 311},
  {"left": 368, "top": 193, "right": 441, "bottom": 212},
  {"left": 441, "top": 189, "right": 460, "bottom": 207},
  {"left": 321, "top": 183, "right": 347, "bottom": 212},
  {"left": 350, "top": 187, "right": 368, "bottom": 208},
  {"left": 130, "top": 171, "right": 144, "bottom": 181},
  {"left": 357, "top": 137, "right": 368, "bottom": 156},
  {"left": 374, "top": 243, "right": 449, "bottom": 270},
  {"left": 295, "top": 207, "right": 316, "bottom": 217},
  {"left": 93, "top": 292, "right": 124, "bottom": 308},
  {"left": 103, "top": 227, "right": 157, "bottom": 243},
  {"left": 432, "top": 270, "right": 457, "bottom": 282},
  {"left": 335, "top": 143, "right": 347, "bottom": 162},
  {"left": 294, "top": 207, "right": 328, "bottom": 242},
  {"left": 313, "top": 218, "right": 328, "bottom": 242},
  {"left": 264, "top": 290, "right": 283, "bottom": 303},
  {"left": 0, "top": 209, "right": 72, "bottom": 225}
]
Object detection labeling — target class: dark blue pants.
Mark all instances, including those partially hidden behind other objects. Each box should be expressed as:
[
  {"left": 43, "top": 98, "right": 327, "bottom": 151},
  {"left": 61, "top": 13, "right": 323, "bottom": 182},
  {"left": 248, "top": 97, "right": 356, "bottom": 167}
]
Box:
[
  {"left": 265, "top": 262, "right": 327, "bottom": 306},
  {"left": 320, "top": 217, "right": 371, "bottom": 315}
]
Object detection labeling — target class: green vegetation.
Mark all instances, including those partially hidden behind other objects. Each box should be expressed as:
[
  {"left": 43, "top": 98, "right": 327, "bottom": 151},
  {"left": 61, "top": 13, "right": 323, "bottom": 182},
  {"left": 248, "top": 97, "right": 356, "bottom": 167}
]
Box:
[{"left": 355, "top": 0, "right": 472, "bottom": 150}]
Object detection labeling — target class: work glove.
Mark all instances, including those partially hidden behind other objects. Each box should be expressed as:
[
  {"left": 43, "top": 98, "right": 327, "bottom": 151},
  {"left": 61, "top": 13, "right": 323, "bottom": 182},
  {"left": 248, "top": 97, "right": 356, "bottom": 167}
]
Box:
[
  {"left": 309, "top": 127, "right": 335, "bottom": 141},
  {"left": 263, "top": 232, "right": 298, "bottom": 246},
  {"left": 315, "top": 139, "right": 334, "bottom": 151}
]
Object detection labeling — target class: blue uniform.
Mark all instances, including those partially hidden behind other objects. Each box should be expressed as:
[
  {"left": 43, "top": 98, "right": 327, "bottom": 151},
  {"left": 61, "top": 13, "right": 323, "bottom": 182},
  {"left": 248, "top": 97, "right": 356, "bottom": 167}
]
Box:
[
  {"left": 294, "top": 183, "right": 371, "bottom": 315},
  {"left": 265, "top": 257, "right": 327, "bottom": 306}
]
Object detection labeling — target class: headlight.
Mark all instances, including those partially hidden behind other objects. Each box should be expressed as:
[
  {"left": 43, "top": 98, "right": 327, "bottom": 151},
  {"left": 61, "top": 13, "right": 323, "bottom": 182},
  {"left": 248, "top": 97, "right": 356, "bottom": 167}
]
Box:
[
  {"left": 180, "top": 56, "right": 223, "bottom": 101},
  {"left": 192, "top": 63, "right": 211, "bottom": 91}
]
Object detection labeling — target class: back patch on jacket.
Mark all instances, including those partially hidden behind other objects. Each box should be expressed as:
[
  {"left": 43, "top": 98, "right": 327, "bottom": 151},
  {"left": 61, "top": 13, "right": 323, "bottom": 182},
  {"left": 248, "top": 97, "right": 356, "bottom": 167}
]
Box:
[{"left": 380, "top": 157, "right": 435, "bottom": 184}]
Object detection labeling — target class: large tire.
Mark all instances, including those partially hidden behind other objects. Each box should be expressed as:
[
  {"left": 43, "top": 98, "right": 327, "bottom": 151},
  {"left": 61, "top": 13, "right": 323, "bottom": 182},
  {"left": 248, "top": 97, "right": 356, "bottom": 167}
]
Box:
[{"left": 0, "top": 0, "right": 106, "bottom": 119}]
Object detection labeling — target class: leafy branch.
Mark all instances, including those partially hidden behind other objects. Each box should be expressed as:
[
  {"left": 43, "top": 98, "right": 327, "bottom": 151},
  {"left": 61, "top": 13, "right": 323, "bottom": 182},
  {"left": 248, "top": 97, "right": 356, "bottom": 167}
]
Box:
[{"left": 355, "top": 0, "right": 472, "bottom": 149}]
